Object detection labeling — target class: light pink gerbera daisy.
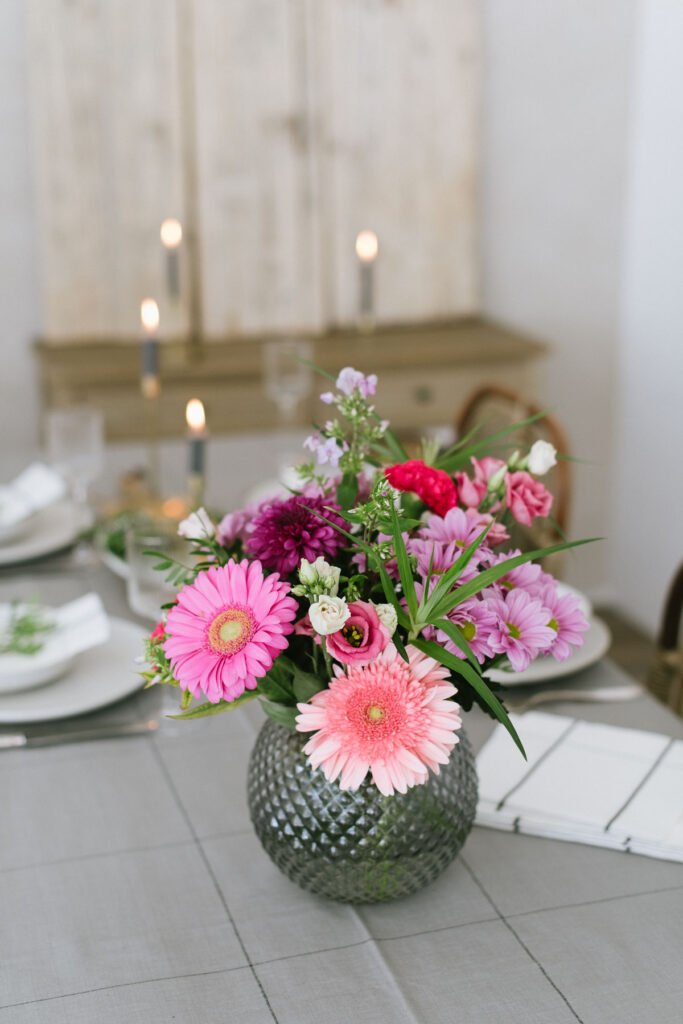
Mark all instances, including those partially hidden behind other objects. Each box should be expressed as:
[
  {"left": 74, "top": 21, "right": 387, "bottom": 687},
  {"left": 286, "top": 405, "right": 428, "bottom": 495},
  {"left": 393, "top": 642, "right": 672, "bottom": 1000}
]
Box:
[
  {"left": 164, "top": 560, "right": 297, "bottom": 704},
  {"left": 487, "top": 589, "right": 556, "bottom": 672},
  {"left": 296, "top": 646, "right": 462, "bottom": 796}
]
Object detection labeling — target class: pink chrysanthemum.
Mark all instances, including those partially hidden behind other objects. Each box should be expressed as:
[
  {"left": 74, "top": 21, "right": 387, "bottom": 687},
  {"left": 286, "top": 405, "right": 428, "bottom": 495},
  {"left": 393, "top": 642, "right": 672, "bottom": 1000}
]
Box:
[
  {"left": 434, "top": 597, "right": 499, "bottom": 665},
  {"left": 419, "top": 507, "right": 491, "bottom": 551},
  {"left": 483, "top": 548, "right": 547, "bottom": 593},
  {"left": 164, "top": 560, "right": 297, "bottom": 703},
  {"left": 409, "top": 538, "right": 481, "bottom": 585},
  {"left": 487, "top": 589, "right": 556, "bottom": 672},
  {"left": 535, "top": 583, "right": 589, "bottom": 661},
  {"left": 245, "top": 493, "right": 346, "bottom": 576},
  {"left": 296, "top": 646, "right": 462, "bottom": 796}
]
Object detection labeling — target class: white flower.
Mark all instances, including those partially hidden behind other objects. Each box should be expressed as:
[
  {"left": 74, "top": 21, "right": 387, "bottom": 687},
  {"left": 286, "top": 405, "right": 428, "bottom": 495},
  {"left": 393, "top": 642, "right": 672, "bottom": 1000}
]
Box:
[
  {"left": 298, "top": 557, "right": 341, "bottom": 596},
  {"left": 178, "top": 507, "right": 215, "bottom": 540},
  {"left": 527, "top": 440, "right": 557, "bottom": 476},
  {"left": 374, "top": 603, "right": 398, "bottom": 635},
  {"left": 309, "top": 595, "right": 350, "bottom": 636}
]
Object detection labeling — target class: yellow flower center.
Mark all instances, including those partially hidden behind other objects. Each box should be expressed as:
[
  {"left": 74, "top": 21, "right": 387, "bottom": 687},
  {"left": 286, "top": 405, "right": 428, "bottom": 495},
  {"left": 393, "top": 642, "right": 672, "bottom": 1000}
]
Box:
[
  {"left": 462, "top": 621, "right": 477, "bottom": 642},
  {"left": 207, "top": 607, "right": 254, "bottom": 655},
  {"left": 366, "top": 705, "right": 385, "bottom": 723},
  {"left": 506, "top": 621, "right": 521, "bottom": 640}
]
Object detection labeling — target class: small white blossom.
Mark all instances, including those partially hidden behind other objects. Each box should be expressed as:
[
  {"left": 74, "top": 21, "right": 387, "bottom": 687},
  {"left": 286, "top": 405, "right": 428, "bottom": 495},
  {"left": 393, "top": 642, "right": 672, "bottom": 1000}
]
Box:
[
  {"left": 374, "top": 603, "right": 398, "bottom": 634},
  {"left": 309, "top": 595, "right": 350, "bottom": 636},
  {"left": 178, "top": 507, "right": 215, "bottom": 540},
  {"left": 527, "top": 440, "right": 557, "bottom": 476},
  {"left": 298, "top": 557, "right": 341, "bottom": 596}
]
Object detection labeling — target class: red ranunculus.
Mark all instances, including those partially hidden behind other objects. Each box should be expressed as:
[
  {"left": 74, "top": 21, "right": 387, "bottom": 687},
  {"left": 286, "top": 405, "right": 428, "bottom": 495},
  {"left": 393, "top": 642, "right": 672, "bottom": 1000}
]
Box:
[{"left": 385, "top": 460, "right": 458, "bottom": 516}]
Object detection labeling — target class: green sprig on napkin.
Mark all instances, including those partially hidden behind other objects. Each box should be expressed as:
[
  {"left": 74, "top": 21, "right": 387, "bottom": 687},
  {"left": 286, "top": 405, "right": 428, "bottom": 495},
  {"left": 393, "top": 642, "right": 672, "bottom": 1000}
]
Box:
[{"left": 0, "top": 603, "right": 56, "bottom": 656}]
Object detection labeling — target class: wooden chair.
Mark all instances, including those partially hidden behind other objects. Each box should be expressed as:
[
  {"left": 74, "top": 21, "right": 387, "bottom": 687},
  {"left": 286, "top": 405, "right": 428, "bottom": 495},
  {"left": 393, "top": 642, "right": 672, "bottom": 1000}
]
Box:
[
  {"left": 647, "top": 564, "right": 683, "bottom": 718},
  {"left": 456, "top": 386, "right": 572, "bottom": 570}
]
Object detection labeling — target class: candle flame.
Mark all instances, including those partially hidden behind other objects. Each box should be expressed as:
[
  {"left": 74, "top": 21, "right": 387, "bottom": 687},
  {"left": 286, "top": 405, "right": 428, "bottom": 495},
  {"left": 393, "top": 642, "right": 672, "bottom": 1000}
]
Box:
[
  {"left": 186, "top": 398, "right": 206, "bottom": 433},
  {"left": 355, "top": 230, "right": 379, "bottom": 263},
  {"left": 160, "top": 218, "right": 183, "bottom": 249},
  {"left": 140, "top": 298, "right": 160, "bottom": 333}
]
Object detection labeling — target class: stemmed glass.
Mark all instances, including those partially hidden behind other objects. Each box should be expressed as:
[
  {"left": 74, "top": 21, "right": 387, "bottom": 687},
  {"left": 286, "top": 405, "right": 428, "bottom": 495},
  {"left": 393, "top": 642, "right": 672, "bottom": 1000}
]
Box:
[
  {"left": 45, "top": 406, "right": 105, "bottom": 506},
  {"left": 262, "top": 339, "right": 314, "bottom": 488}
]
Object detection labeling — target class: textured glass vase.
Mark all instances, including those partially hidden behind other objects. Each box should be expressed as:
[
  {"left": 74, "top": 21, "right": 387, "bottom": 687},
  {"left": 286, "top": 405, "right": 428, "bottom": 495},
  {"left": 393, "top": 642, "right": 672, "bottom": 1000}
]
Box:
[{"left": 247, "top": 720, "right": 478, "bottom": 904}]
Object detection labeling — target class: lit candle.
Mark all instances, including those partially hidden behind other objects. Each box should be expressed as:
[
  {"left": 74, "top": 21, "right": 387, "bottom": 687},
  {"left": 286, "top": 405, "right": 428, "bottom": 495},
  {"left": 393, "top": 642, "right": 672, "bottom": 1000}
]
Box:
[
  {"left": 186, "top": 397, "right": 207, "bottom": 505},
  {"left": 355, "top": 229, "right": 378, "bottom": 331},
  {"left": 140, "top": 298, "right": 160, "bottom": 399},
  {"left": 160, "top": 218, "right": 183, "bottom": 303}
]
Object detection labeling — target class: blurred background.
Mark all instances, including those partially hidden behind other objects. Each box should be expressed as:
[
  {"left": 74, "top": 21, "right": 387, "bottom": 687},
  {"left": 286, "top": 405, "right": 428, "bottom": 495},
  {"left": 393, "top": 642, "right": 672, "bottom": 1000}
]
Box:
[{"left": 0, "top": 0, "right": 681, "bottom": 638}]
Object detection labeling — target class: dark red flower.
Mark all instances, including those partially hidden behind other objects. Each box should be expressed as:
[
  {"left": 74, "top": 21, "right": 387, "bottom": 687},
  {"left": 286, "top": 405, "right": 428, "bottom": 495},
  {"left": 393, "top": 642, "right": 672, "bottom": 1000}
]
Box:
[{"left": 385, "top": 460, "right": 458, "bottom": 516}]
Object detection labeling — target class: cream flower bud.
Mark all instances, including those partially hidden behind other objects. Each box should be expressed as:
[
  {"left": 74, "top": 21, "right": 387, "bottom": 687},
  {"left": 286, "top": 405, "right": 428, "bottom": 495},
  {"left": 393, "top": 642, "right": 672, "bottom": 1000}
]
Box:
[
  {"left": 374, "top": 603, "right": 398, "bottom": 635},
  {"left": 298, "top": 557, "right": 341, "bottom": 596},
  {"left": 309, "top": 595, "right": 350, "bottom": 636},
  {"left": 527, "top": 440, "right": 557, "bottom": 476},
  {"left": 178, "top": 507, "right": 215, "bottom": 540}
]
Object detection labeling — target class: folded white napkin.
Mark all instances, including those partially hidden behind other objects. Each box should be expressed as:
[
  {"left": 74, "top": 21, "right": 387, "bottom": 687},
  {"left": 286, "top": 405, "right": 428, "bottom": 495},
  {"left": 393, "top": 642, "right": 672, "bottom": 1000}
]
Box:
[
  {"left": 476, "top": 711, "right": 683, "bottom": 863},
  {"left": 0, "top": 594, "right": 110, "bottom": 670},
  {"left": 0, "top": 463, "right": 67, "bottom": 529}
]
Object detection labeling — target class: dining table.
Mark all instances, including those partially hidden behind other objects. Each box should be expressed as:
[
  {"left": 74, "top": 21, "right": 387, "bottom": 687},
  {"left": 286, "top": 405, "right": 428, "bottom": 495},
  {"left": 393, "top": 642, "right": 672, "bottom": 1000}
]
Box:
[{"left": 1, "top": 556, "right": 682, "bottom": 1024}]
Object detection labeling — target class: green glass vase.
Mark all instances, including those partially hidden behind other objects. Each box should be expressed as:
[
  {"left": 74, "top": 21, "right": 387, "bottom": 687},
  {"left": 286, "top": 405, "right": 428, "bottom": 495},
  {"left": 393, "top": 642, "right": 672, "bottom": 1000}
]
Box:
[{"left": 247, "top": 719, "right": 478, "bottom": 904}]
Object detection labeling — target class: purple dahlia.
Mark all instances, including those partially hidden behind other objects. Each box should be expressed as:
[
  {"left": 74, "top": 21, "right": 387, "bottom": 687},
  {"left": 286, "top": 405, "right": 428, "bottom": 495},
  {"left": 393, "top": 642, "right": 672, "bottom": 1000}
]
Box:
[{"left": 246, "top": 493, "right": 346, "bottom": 576}]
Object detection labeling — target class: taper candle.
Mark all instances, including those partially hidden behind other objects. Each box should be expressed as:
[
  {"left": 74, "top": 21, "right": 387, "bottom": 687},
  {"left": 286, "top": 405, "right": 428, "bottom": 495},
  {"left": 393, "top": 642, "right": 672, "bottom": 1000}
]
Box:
[
  {"left": 355, "top": 229, "right": 378, "bottom": 331},
  {"left": 160, "top": 218, "right": 183, "bottom": 303},
  {"left": 186, "top": 398, "right": 207, "bottom": 506},
  {"left": 140, "top": 298, "right": 160, "bottom": 399}
]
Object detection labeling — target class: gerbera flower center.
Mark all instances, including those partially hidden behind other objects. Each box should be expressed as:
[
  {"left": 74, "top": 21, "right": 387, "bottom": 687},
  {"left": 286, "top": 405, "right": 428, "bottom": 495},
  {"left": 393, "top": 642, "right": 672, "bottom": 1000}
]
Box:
[
  {"left": 506, "top": 621, "right": 521, "bottom": 640},
  {"left": 366, "top": 704, "right": 385, "bottom": 723},
  {"left": 207, "top": 607, "right": 255, "bottom": 655}
]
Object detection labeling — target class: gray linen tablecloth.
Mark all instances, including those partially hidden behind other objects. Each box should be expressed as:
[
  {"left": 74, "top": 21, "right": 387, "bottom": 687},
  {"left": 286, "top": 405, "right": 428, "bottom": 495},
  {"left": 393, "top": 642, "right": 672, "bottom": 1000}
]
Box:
[{"left": 1, "top": 564, "right": 683, "bottom": 1023}]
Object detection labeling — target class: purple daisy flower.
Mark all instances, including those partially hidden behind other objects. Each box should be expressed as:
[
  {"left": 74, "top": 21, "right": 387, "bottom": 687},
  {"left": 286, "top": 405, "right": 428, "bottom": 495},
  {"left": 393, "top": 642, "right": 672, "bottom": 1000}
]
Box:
[
  {"left": 409, "top": 538, "right": 480, "bottom": 585},
  {"left": 487, "top": 589, "right": 556, "bottom": 672},
  {"left": 534, "top": 583, "right": 590, "bottom": 661},
  {"left": 435, "top": 597, "right": 498, "bottom": 665},
  {"left": 482, "top": 548, "right": 546, "bottom": 594},
  {"left": 419, "top": 507, "right": 493, "bottom": 555},
  {"left": 246, "top": 493, "right": 346, "bottom": 576}
]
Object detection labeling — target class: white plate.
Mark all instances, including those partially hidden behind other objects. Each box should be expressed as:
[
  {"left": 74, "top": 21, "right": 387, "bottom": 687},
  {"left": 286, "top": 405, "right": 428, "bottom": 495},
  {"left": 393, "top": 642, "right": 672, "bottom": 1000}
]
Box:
[
  {"left": 485, "top": 614, "right": 612, "bottom": 688},
  {"left": 0, "top": 500, "right": 92, "bottom": 567},
  {"left": 0, "top": 617, "right": 146, "bottom": 723}
]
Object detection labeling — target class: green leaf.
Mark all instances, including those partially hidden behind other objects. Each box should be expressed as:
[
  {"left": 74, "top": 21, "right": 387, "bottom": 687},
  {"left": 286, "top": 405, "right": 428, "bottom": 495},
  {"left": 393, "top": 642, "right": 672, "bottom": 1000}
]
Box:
[
  {"left": 412, "top": 638, "right": 526, "bottom": 758},
  {"left": 419, "top": 523, "right": 493, "bottom": 619},
  {"left": 389, "top": 502, "right": 418, "bottom": 619},
  {"left": 260, "top": 699, "right": 299, "bottom": 730},
  {"left": 436, "top": 410, "right": 549, "bottom": 473},
  {"left": 380, "top": 425, "right": 408, "bottom": 462},
  {"left": 292, "top": 669, "right": 326, "bottom": 702},
  {"left": 169, "top": 691, "right": 258, "bottom": 720},
  {"left": 430, "top": 537, "right": 600, "bottom": 620},
  {"left": 336, "top": 472, "right": 359, "bottom": 510},
  {"left": 392, "top": 629, "right": 410, "bottom": 663}
]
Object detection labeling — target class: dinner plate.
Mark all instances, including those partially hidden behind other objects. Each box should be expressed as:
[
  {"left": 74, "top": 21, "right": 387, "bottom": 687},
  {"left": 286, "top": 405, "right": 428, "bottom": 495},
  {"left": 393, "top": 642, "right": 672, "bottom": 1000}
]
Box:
[
  {"left": 0, "top": 500, "right": 92, "bottom": 567},
  {"left": 0, "top": 617, "right": 146, "bottom": 723},
  {"left": 485, "top": 614, "right": 612, "bottom": 688},
  {"left": 99, "top": 545, "right": 129, "bottom": 579}
]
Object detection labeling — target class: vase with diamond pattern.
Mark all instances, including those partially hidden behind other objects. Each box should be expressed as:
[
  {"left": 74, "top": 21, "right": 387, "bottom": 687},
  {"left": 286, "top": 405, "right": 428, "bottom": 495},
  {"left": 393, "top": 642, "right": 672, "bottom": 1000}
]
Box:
[{"left": 247, "top": 719, "right": 478, "bottom": 904}]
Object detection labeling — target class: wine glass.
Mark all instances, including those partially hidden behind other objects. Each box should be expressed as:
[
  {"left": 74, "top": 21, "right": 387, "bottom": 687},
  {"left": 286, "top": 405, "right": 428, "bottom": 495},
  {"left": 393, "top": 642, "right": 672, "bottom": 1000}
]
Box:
[
  {"left": 262, "top": 339, "right": 314, "bottom": 424},
  {"left": 45, "top": 406, "right": 105, "bottom": 506}
]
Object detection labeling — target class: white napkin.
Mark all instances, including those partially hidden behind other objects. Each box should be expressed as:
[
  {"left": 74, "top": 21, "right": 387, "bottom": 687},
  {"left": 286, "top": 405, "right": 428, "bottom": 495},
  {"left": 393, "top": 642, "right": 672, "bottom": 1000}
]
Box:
[
  {"left": 476, "top": 711, "right": 683, "bottom": 863},
  {"left": 0, "top": 594, "right": 110, "bottom": 671},
  {"left": 0, "top": 463, "right": 67, "bottom": 529}
]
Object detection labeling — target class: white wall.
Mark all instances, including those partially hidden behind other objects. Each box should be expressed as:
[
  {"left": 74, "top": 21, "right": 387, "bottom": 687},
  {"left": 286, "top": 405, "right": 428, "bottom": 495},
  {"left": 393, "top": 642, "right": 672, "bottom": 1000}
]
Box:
[
  {"left": 610, "top": 0, "right": 683, "bottom": 633},
  {"left": 0, "top": 0, "right": 40, "bottom": 462},
  {"left": 481, "top": 1, "right": 638, "bottom": 601}
]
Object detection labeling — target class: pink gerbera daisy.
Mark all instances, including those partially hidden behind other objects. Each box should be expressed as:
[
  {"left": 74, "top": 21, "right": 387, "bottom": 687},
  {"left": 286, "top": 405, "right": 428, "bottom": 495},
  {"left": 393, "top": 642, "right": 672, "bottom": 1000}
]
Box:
[
  {"left": 535, "top": 583, "right": 590, "bottom": 661},
  {"left": 164, "top": 560, "right": 298, "bottom": 704},
  {"left": 296, "top": 646, "right": 462, "bottom": 796},
  {"left": 487, "top": 589, "right": 556, "bottom": 672}
]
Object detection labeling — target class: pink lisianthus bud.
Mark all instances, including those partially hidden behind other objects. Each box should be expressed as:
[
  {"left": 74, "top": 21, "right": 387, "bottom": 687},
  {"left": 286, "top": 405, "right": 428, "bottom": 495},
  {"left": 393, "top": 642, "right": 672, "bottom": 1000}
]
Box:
[
  {"left": 505, "top": 471, "right": 553, "bottom": 527},
  {"left": 325, "top": 600, "right": 392, "bottom": 666}
]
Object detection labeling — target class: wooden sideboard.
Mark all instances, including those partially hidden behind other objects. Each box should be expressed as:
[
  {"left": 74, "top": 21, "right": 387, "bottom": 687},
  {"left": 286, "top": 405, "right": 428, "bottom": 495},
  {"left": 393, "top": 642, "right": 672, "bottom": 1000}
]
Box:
[{"left": 35, "top": 317, "right": 547, "bottom": 441}]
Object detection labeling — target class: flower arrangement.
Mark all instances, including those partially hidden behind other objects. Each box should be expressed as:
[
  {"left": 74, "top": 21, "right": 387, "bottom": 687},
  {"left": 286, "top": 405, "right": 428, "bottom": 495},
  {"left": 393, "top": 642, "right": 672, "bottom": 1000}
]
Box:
[{"left": 143, "top": 366, "right": 592, "bottom": 793}]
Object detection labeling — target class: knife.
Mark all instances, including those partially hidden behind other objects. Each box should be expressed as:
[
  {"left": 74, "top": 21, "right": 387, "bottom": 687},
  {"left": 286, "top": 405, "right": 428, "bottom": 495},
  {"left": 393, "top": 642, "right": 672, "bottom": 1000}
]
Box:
[{"left": 0, "top": 718, "right": 159, "bottom": 750}]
